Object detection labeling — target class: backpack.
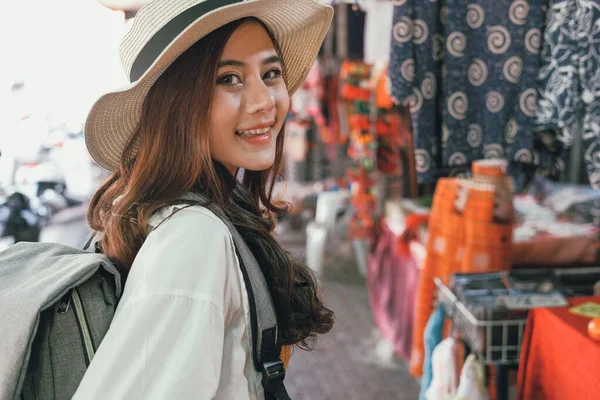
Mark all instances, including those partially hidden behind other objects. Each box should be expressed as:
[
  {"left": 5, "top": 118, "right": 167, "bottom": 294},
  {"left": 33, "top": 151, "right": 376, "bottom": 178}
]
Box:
[{"left": 0, "top": 196, "right": 290, "bottom": 400}]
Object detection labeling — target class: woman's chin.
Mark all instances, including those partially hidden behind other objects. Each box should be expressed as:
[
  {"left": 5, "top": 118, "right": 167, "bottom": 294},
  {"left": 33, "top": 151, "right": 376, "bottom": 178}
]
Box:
[{"left": 241, "top": 159, "right": 275, "bottom": 172}]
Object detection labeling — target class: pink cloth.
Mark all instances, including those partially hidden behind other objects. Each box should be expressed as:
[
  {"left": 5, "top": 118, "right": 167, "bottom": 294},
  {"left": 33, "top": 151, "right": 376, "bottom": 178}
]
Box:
[{"left": 367, "top": 221, "right": 420, "bottom": 359}]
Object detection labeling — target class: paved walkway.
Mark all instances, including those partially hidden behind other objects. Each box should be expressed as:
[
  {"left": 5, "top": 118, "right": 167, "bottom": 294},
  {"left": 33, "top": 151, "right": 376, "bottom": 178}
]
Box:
[{"left": 278, "top": 225, "right": 421, "bottom": 400}]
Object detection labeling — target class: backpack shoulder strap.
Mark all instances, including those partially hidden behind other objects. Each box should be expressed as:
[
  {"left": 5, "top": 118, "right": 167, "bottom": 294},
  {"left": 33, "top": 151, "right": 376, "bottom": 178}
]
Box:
[
  {"left": 176, "top": 194, "right": 290, "bottom": 400},
  {"left": 228, "top": 226, "right": 290, "bottom": 400}
]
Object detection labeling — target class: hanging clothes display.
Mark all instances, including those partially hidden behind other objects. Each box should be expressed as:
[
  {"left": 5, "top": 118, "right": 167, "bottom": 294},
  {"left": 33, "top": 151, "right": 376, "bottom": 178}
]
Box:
[
  {"left": 454, "top": 354, "right": 490, "bottom": 400},
  {"left": 346, "top": 5, "right": 366, "bottom": 60},
  {"left": 425, "top": 337, "right": 459, "bottom": 400},
  {"left": 340, "top": 61, "right": 379, "bottom": 239},
  {"left": 419, "top": 306, "right": 446, "bottom": 400},
  {"left": 387, "top": 0, "right": 552, "bottom": 190},
  {"left": 367, "top": 220, "right": 421, "bottom": 362},
  {"left": 535, "top": 0, "right": 600, "bottom": 189},
  {"left": 373, "top": 65, "right": 404, "bottom": 175}
]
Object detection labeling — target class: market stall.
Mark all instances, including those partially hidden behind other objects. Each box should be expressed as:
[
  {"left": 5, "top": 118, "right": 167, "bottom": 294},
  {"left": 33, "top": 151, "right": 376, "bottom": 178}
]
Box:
[{"left": 267, "top": 0, "right": 600, "bottom": 398}]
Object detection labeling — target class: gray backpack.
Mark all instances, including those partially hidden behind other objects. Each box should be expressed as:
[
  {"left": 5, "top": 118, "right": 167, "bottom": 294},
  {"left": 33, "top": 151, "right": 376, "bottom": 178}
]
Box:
[{"left": 0, "top": 199, "right": 290, "bottom": 400}]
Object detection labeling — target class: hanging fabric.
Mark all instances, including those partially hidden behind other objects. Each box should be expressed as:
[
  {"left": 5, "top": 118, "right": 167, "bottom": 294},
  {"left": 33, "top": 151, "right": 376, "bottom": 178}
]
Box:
[
  {"left": 535, "top": 0, "right": 600, "bottom": 189},
  {"left": 419, "top": 306, "right": 446, "bottom": 400},
  {"left": 387, "top": 0, "right": 553, "bottom": 190},
  {"left": 345, "top": 4, "right": 366, "bottom": 60},
  {"left": 425, "top": 337, "right": 459, "bottom": 400},
  {"left": 454, "top": 354, "right": 490, "bottom": 400}
]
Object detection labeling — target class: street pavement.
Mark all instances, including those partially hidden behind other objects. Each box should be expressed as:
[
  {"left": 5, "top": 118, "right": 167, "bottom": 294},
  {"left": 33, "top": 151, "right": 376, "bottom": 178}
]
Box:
[
  {"left": 42, "top": 209, "right": 421, "bottom": 400},
  {"left": 277, "top": 225, "right": 421, "bottom": 400}
]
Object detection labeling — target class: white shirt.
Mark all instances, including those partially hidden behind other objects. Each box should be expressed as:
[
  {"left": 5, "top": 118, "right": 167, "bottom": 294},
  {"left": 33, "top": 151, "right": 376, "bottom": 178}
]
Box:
[{"left": 74, "top": 205, "right": 263, "bottom": 399}]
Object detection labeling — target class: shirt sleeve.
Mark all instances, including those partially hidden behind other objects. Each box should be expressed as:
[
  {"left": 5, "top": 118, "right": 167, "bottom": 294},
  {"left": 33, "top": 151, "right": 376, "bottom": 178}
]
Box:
[{"left": 74, "top": 207, "right": 241, "bottom": 400}]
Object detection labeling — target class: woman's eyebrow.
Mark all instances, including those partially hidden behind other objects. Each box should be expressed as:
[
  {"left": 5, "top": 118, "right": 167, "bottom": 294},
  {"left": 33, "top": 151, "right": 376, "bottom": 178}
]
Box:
[
  {"left": 218, "top": 59, "right": 245, "bottom": 68},
  {"left": 263, "top": 55, "right": 282, "bottom": 65},
  {"left": 217, "top": 55, "right": 282, "bottom": 68}
]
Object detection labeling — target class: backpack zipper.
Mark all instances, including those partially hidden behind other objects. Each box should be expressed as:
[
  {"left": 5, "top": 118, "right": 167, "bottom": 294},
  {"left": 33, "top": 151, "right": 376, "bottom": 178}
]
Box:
[{"left": 71, "top": 289, "right": 95, "bottom": 364}]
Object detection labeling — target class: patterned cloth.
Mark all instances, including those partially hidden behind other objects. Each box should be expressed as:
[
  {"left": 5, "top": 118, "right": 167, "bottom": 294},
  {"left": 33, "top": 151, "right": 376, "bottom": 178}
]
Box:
[
  {"left": 535, "top": 0, "right": 600, "bottom": 189},
  {"left": 388, "top": 0, "right": 555, "bottom": 187}
]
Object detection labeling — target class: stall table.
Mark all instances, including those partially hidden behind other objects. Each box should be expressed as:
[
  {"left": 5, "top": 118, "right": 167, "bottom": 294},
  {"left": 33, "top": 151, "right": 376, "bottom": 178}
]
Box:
[{"left": 518, "top": 296, "right": 600, "bottom": 400}]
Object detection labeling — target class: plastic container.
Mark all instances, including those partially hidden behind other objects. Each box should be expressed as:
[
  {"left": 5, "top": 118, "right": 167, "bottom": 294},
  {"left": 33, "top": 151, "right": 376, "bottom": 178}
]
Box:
[
  {"left": 314, "top": 190, "right": 350, "bottom": 233},
  {"left": 471, "top": 159, "right": 514, "bottom": 223},
  {"left": 351, "top": 238, "right": 369, "bottom": 278},
  {"left": 305, "top": 221, "right": 328, "bottom": 274}
]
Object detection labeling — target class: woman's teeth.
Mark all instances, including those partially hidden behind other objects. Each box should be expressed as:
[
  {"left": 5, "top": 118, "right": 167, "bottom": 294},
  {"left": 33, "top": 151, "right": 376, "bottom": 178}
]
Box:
[{"left": 236, "top": 126, "right": 271, "bottom": 137}]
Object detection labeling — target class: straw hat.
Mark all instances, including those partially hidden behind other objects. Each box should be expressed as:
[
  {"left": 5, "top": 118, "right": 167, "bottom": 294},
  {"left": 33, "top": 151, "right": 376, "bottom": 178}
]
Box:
[{"left": 85, "top": 0, "right": 334, "bottom": 172}]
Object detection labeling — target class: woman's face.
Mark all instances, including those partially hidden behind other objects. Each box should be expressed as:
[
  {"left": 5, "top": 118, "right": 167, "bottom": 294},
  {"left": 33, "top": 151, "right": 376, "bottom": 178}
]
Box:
[{"left": 209, "top": 21, "right": 289, "bottom": 174}]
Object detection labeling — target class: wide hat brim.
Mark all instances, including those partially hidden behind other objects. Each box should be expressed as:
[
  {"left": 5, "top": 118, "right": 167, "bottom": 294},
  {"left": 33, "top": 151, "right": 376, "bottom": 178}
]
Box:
[{"left": 85, "top": 0, "right": 333, "bottom": 172}]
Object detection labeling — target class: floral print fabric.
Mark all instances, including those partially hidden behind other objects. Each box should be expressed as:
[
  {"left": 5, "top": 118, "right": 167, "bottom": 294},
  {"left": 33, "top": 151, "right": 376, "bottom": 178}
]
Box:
[{"left": 535, "top": 0, "right": 600, "bottom": 189}]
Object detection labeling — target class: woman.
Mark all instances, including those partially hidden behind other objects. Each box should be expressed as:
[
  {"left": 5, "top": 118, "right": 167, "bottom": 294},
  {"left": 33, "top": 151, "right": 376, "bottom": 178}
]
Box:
[{"left": 74, "top": 0, "right": 334, "bottom": 398}]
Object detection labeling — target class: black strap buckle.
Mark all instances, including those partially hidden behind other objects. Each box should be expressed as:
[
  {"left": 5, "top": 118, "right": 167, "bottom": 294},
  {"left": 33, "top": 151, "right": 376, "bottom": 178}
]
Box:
[{"left": 261, "top": 360, "right": 286, "bottom": 393}]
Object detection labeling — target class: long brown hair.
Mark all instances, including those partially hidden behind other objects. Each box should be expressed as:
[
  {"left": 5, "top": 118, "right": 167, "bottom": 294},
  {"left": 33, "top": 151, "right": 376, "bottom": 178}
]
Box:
[{"left": 88, "top": 18, "right": 333, "bottom": 348}]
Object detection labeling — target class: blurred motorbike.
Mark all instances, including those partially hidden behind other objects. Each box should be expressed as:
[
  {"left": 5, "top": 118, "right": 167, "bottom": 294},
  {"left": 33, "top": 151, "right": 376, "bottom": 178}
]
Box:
[
  {"left": 13, "top": 127, "right": 89, "bottom": 216},
  {"left": 0, "top": 191, "right": 44, "bottom": 250}
]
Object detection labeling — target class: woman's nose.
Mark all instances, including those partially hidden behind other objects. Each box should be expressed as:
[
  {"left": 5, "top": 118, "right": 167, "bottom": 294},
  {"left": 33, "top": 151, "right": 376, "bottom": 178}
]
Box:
[{"left": 245, "top": 80, "right": 276, "bottom": 114}]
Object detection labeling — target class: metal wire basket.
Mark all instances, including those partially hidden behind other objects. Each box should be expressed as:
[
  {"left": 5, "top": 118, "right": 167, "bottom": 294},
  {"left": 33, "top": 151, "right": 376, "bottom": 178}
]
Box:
[{"left": 434, "top": 277, "right": 527, "bottom": 365}]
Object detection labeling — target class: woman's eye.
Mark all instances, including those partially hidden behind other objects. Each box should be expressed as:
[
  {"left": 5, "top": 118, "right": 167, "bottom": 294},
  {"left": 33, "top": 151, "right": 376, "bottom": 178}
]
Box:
[
  {"left": 264, "top": 68, "right": 282, "bottom": 81},
  {"left": 217, "top": 74, "right": 242, "bottom": 86}
]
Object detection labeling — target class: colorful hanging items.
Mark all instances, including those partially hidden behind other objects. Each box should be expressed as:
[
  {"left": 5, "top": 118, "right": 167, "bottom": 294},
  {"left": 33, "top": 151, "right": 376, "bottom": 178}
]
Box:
[
  {"left": 347, "top": 165, "right": 377, "bottom": 239},
  {"left": 321, "top": 70, "right": 346, "bottom": 145},
  {"left": 340, "top": 60, "right": 379, "bottom": 239},
  {"left": 395, "top": 213, "right": 429, "bottom": 257},
  {"left": 375, "top": 65, "right": 394, "bottom": 110},
  {"left": 290, "top": 60, "right": 326, "bottom": 126},
  {"left": 340, "top": 60, "right": 408, "bottom": 238},
  {"left": 376, "top": 112, "right": 402, "bottom": 174},
  {"left": 371, "top": 63, "right": 403, "bottom": 175}
]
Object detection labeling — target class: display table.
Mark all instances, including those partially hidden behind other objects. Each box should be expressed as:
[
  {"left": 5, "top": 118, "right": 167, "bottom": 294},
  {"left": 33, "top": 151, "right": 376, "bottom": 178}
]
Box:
[{"left": 517, "top": 296, "right": 600, "bottom": 400}]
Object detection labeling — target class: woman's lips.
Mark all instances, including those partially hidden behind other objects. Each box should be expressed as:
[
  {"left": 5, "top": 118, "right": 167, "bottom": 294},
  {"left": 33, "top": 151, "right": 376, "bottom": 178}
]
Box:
[{"left": 236, "top": 126, "right": 273, "bottom": 145}]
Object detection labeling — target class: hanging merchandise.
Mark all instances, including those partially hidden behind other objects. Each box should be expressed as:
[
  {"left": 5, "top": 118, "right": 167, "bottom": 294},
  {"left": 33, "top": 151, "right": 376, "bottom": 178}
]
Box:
[
  {"left": 286, "top": 61, "right": 353, "bottom": 184},
  {"left": 419, "top": 306, "right": 446, "bottom": 400},
  {"left": 374, "top": 110, "right": 403, "bottom": 174},
  {"left": 387, "top": 0, "right": 558, "bottom": 191},
  {"left": 321, "top": 71, "right": 346, "bottom": 146},
  {"left": 367, "top": 207, "right": 427, "bottom": 363},
  {"left": 454, "top": 354, "right": 490, "bottom": 400},
  {"left": 340, "top": 60, "right": 407, "bottom": 238},
  {"left": 535, "top": 0, "right": 600, "bottom": 190},
  {"left": 340, "top": 60, "right": 379, "bottom": 239},
  {"left": 425, "top": 337, "right": 459, "bottom": 400},
  {"left": 345, "top": 4, "right": 366, "bottom": 60},
  {"left": 286, "top": 62, "right": 323, "bottom": 183},
  {"left": 290, "top": 60, "right": 326, "bottom": 127},
  {"left": 373, "top": 65, "right": 404, "bottom": 175}
]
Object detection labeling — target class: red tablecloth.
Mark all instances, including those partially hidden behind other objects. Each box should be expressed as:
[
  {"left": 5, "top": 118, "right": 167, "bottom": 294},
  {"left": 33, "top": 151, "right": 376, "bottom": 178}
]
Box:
[{"left": 517, "top": 296, "right": 600, "bottom": 400}]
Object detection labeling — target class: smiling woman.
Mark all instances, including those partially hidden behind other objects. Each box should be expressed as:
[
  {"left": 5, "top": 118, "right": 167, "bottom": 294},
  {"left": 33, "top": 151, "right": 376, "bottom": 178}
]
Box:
[
  {"left": 76, "top": 1, "right": 334, "bottom": 399},
  {"left": 210, "top": 20, "right": 290, "bottom": 174}
]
